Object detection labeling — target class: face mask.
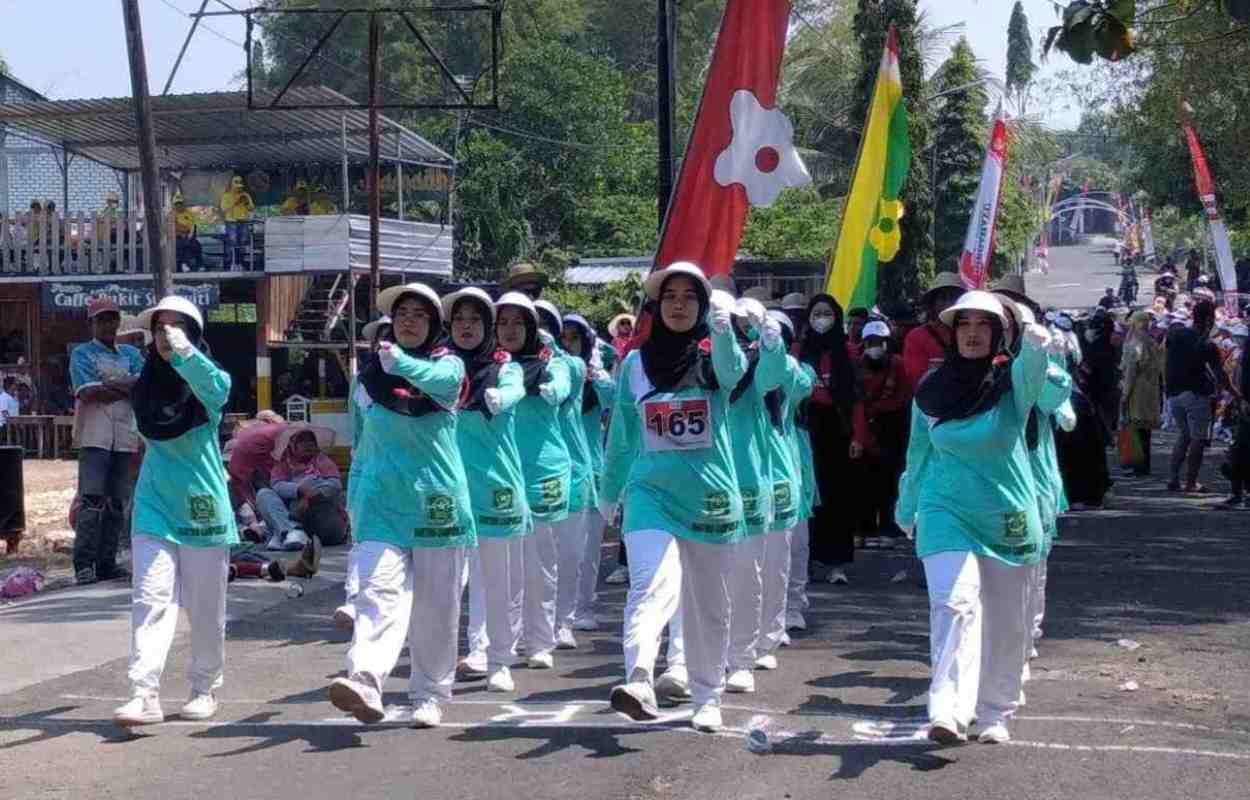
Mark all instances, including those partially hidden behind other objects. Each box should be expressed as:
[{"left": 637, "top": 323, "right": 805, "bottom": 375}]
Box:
[
  {"left": 1084, "top": 330, "right": 1097, "bottom": 343},
  {"left": 865, "top": 345, "right": 886, "bottom": 360},
  {"left": 810, "top": 317, "right": 835, "bottom": 334}
]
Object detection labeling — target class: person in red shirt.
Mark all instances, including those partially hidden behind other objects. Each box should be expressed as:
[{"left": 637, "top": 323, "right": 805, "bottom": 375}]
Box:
[
  {"left": 845, "top": 307, "right": 869, "bottom": 361},
  {"left": 225, "top": 411, "right": 286, "bottom": 515},
  {"left": 903, "top": 272, "right": 964, "bottom": 390},
  {"left": 850, "top": 320, "right": 913, "bottom": 542}
]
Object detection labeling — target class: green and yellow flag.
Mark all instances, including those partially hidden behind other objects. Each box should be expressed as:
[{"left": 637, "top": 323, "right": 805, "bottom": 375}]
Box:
[{"left": 825, "top": 24, "right": 912, "bottom": 309}]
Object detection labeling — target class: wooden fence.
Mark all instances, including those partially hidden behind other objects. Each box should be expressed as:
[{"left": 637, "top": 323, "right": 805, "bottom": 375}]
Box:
[{"left": 0, "top": 211, "right": 177, "bottom": 276}]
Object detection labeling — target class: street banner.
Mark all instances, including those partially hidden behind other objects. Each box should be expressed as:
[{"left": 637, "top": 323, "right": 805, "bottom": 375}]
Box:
[
  {"left": 653, "top": 0, "right": 809, "bottom": 279},
  {"left": 958, "top": 116, "right": 1009, "bottom": 289},
  {"left": 1141, "top": 208, "right": 1157, "bottom": 261},
  {"left": 825, "top": 24, "right": 911, "bottom": 309},
  {"left": 1182, "top": 109, "right": 1238, "bottom": 291}
]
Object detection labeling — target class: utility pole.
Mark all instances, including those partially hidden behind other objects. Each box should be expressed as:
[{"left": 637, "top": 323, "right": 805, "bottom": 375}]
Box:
[
  {"left": 120, "top": 0, "right": 170, "bottom": 298},
  {"left": 367, "top": 10, "right": 382, "bottom": 311},
  {"left": 655, "top": 0, "right": 677, "bottom": 230}
]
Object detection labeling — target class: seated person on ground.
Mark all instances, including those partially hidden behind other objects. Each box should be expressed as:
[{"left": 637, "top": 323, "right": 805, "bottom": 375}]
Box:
[{"left": 257, "top": 423, "right": 348, "bottom": 550}]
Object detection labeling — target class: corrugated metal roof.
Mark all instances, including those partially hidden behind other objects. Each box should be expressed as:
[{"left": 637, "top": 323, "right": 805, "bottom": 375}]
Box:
[
  {"left": 565, "top": 265, "right": 649, "bottom": 285},
  {"left": 0, "top": 86, "right": 453, "bottom": 171}
]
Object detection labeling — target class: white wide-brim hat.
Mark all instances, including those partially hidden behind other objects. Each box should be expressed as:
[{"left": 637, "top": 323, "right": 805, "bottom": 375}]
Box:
[
  {"left": 361, "top": 315, "right": 392, "bottom": 343},
  {"left": 862, "top": 320, "right": 892, "bottom": 339},
  {"left": 136, "top": 294, "right": 204, "bottom": 335},
  {"left": 378, "top": 282, "right": 443, "bottom": 327},
  {"left": 939, "top": 290, "right": 1008, "bottom": 328},
  {"left": 441, "top": 287, "right": 496, "bottom": 326},
  {"left": 643, "top": 261, "right": 712, "bottom": 301},
  {"left": 534, "top": 299, "right": 564, "bottom": 334},
  {"left": 607, "top": 313, "right": 636, "bottom": 338},
  {"left": 495, "top": 291, "right": 541, "bottom": 330}
]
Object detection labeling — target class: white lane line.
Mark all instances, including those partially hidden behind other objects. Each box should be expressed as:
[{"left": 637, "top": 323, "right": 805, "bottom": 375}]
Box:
[
  {"left": 1048, "top": 283, "right": 1081, "bottom": 288},
  {"left": 6, "top": 717, "right": 1250, "bottom": 762}
]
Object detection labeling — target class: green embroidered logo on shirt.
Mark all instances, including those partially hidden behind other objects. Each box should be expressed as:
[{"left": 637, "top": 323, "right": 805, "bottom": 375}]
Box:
[
  {"left": 540, "top": 477, "right": 564, "bottom": 504},
  {"left": 427, "top": 494, "right": 455, "bottom": 525},
  {"left": 188, "top": 495, "right": 217, "bottom": 524},
  {"left": 741, "top": 489, "right": 760, "bottom": 516},
  {"left": 703, "top": 490, "right": 731, "bottom": 517},
  {"left": 773, "top": 481, "right": 793, "bottom": 512},
  {"left": 493, "top": 488, "right": 515, "bottom": 512},
  {"left": 1003, "top": 511, "right": 1028, "bottom": 541}
]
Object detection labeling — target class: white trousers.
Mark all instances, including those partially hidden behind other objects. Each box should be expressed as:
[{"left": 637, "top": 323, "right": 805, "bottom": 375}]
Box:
[
  {"left": 574, "top": 509, "right": 605, "bottom": 622},
  {"left": 665, "top": 600, "right": 685, "bottom": 668},
  {"left": 622, "top": 529, "right": 733, "bottom": 707},
  {"left": 128, "top": 535, "right": 229, "bottom": 696},
  {"left": 463, "top": 548, "right": 488, "bottom": 655},
  {"left": 555, "top": 512, "right": 591, "bottom": 630},
  {"left": 758, "top": 528, "right": 792, "bottom": 656},
  {"left": 346, "top": 542, "right": 466, "bottom": 702},
  {"left": 522, "top": 523, "right": 558, "bottom": 655},
  {"left": 1027, "top": 556, "right": 1048, "bottom": 640},
  {"left": 343, "top": 542, "right": 361, "bottom": 605},
  {"left": 727, "top": 536, "right": 765, "bottom": 670},
  {"left": 787, "top": 519, "right": 810, "bottom": 614},
  {"left": 923, "top": 551, "right": 1031, "bottom": 727},
  {"left": 477, "top": 536, "right": 524, "bottom": 670}
]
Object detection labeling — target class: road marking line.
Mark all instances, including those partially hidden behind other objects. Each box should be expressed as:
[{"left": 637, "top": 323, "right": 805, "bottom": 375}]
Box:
[{"left": 1048, "top": 283, "right": 1081, "bottom": 288}]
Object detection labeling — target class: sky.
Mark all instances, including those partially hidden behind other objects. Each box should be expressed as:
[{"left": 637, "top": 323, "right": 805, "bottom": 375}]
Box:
[{"left": 0, "top": 0, "right": 1082, "bottom": 128}]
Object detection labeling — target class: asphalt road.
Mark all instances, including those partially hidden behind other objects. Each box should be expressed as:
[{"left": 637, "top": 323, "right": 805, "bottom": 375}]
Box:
[
  {"left": 1026, "top": 236, "right": 1132, "bottom": 312},
  {"left": 2, "top": 245, "right": 1247, "bottom": 799}
]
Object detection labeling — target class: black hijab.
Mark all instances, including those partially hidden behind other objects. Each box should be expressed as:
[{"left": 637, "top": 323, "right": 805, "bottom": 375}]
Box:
[
  {"left": 563, "top": 314, "right": 600, "bottom": 413},
  {"left": 500, "top": 303, "right": 551, "bottom": 395},
  {"left": 450, "top": 295, "right": 510, "bottom": 418},
  {"left": 359, "top": 293, "right": 453, "bottom": 417},
  {"left": 798, "top": 294, "right": 855, "bottom": 411},
  {"left": 915, "top": 311, "right": 1013, "bottom": 427},
  {"left": 639, "top": 273, "right": 716, "bottom": 395},
  {"left": 132, "top": 312, "right": 212, "bottom": 441}
]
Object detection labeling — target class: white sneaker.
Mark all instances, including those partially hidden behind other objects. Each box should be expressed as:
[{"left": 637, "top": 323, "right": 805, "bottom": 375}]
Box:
[
  {"left": 265, "top": 531, "right": 285, "bottom": 551},
  {"left": 610, "top": 680, "right": 660, "bottom": 721},
  {"left": 457, "top": 650, "right": 488, "bottom": 680},
  {"left": 333, "top": 604, "right": 356, "bottom": 631},
  {"left": 726, "top": 668, "right": 756, "bottom": 693},
  {"left": 329, "top": 677, "right": 385, "bottom": 724},
  {"left": 927, "top": 718, "right": 966, "bottom": 746},
  {"left": 785, "top": 611, "right": 807, "bottom": 631},
  {"left": 779, "top": 632, "right": 791, "bottom": 648},
  {"left": 282, "top": 528, "right": 309, "bottom": 551},
  {"left": 754, "top": 653, "right": 778, "bottom": 671},
  {"left": 978, "top": 722, "right": 1010, "bottom": 744},
  {"left": 555, "top": 627, "right": 578, "bottom": 650},
  {"left": 527, "top": 650, "right": 554, "bottom": 670},
  {"left": 180, "top": 692, "right": 218, "bottom": 721},
  {"left": 113, "top": 693, "right": 163, "bottom": 726},
  {"left": 487, "top": 667, "right": 515, "bottom": 693},
  {"left": 572, "top": 616, "right": 599, "bottom": 632},
  {"left": 829, "top": 569, "right": 849, "bottom": 585},
  {"left": 409, "top": 698, "right": 442, "bottom": 729},
  {"left": 1029, "top": 645, "right": 1039, "bottom": 659},
  {"left": 1022, "top": 661, "right": 1031, "bottom": 684},
  {"left": 691, "top": 704, "right": 722, "bottom": 732},
  {"left": 604, "top": 565, "right": 629, "bottom": 585},
  {"left": 654, "top": 666, "right": 691, "bottom": 702}
]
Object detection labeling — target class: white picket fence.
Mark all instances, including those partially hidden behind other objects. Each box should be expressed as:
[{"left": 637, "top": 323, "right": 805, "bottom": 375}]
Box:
[{"left": 0, "top": 211, "right": 177, "bottom": 276}]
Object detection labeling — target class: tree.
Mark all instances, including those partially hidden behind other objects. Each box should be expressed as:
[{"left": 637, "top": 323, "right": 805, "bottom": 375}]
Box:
[
  {"left": 930, "top": 38, "right": 989, "bottom": 272},
  {"left": 853, "top": 0, "right": 933, "bottom": 306},
  {"left": 1044, "top": 1, "right": 1250, "bottom": 65},
  {"left": 740, "top": 186, "right": 844, "bottom": 261},
  {"left": 1005, "top": 1, "right": 1036, "bottom": 114}
]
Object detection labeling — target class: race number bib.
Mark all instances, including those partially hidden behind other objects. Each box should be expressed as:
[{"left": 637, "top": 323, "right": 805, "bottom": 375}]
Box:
[{"left": 642, "top": 398, "right": 712, "bottom": 452}]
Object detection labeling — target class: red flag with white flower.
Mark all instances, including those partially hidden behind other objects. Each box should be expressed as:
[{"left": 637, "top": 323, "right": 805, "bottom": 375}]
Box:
[
  {"left": 958, "top": 116, "right": 1010, "bottom": 289},
  {"left": 653, "top": 0, "right": 810, "bottom": 278}
]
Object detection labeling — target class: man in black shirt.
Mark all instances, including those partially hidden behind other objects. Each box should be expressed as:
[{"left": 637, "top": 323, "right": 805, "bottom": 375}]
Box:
[{"left": 1164, "top": 300, "right": 1228, "bottom": 492}]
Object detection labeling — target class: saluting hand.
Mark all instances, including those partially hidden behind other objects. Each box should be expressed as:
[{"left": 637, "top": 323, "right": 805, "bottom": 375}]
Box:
[
  {"left": 377, "top": 341, "right": 400, "bottom": 374},
  {"left": 484, "top": 387, "right": 504, "bottom": 415}
]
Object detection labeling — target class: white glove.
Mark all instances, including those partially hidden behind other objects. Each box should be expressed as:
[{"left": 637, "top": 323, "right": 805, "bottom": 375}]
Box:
[
  {"left": 760, "top": 315, "right": 783, "bottom": 349},
  {"left": 709, "top": 289, "right": 735, "bottom": 334},
  {"left": 538, "top": 329, "right": 556, "bottom": 348},
  {"left": 377, "top": 341, "right": 399, "bottom": 374},
  {"left": 1022, "top": 323, "right": 1051, "bottom": 351},
  {"left": 736, "top": 297, "right": 768, "bottom": 332},
  {"left": 588, "top": 340, "right": 604, "bottom": 372},
  {"left": 1055, "top": 404, "right": 1077, "bottom": 432},
  {"left": 539, "top": 382, "right": 560, "bottom": 406},
  {"left": 164, "top": 325, "right": 195, "bottom": 358},
  {"left": 484, "top": 387, "right": 504, "bottom": 415},
  {"left": 592, "top": 367, "right": 611, "bottom": 385}
]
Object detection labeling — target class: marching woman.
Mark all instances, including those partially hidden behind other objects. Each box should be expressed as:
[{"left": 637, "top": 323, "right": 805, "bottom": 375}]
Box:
[
  {"left": 895, "top": 290, "right": 1051, "bottom": 746},
  {"left": 534, "top": 300, "right": 598, "bottom": 651},
  {"left": 328, "top": 283, "right": 475, "bottom": 729},
  {"left": 495, "top": 292, "right": 573, "bottom": 670},
  {"left": 799, "top": 295, "right": 858, "bottom": 585},
  {"left": 787, "top": 369, "right": 820, "bottom": 634},
  {"left": 753, "top": 310, "right": 814, "bottom": 670},
  {"left": 444, "top": 287, "right": 530, "bottom": 693},
  {"left": 722, "top": 296, "right": 777, "bottom": 695},
  {"left": 561, "top": 313, "right": 617, "bottom": 632},
  {"left": 113, "top": 296, "right": 236, "bottom": 726},
  {"left": 601, "top": 262, "right": 747, "bottom": 732},
  {"left": 334, "top": 314, "right": 390, "bottom": 632}
]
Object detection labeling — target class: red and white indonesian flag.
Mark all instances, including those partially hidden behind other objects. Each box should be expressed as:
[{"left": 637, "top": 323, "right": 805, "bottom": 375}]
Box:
[
  {"left": 958, "top": 117, "right": 1009, "bottom": 289},
  {"left": 653, "top": 0, "right": 810, "bottom": 278},
  {"left": 1182, "top": 104, "right": 1237, "bottom": 292}
]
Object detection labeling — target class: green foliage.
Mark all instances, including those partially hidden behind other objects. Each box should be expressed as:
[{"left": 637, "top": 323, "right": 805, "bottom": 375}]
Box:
[
  {"left": 543, "top": 273, "right": 645, "bottom": 333},
  {"left": 740, "top": 187, "right": 843, "bottom": 261},
  {"left": 931, "top": 38, "right": 990, "bottom": 272},
  {"left": 1044, "top": 1, "right": 1137, "bottom": 64},
  {"left": 1005, "top": 2, "right": 1036, "bottom": 107}
]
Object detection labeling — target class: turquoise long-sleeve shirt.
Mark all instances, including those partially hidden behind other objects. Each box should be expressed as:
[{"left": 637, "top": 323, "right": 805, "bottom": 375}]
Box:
[
  {"left": 131, "top": 349, "right": 238, "bottom": 548},
  {"left": 724, "top": 343, "right": 775, "bottom": 535},
  {"left": 582, "top": 369, "right": 615, "bottom": 486},
  {"left": 601, "top": 324, "right": 748, "bottom": 545},
  {"left": 346, "top": 374, "right": 371, "bottom": 513},
  {"left": 756, "top": 340, "right": 815, "bottom": 532},
  {"left": 455, "top": 361, "right": 530, "bottom": 537},
  {"left": 1033, "top": 357, "right": 1073, "bottom": 553},
  {"left": 513, "top": 355, "right": 573, "bottom": 523},
  {"left": 896, "top": 334, "right": 1050, "bottom": 565},
  {"left": 349, "top": 350, "right": 476, "bottom": 549},
  {"left": 794, "top": 422, "right": 818, "bottom": 522},
  {"left": 557, "top": 351, "right": 598, "bottom": 514}
]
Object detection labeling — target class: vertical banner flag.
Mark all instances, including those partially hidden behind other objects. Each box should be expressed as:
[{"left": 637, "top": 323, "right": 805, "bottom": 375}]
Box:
[
  {"left": 653, "top": 0, "right": 809, "bottom": 279},
  {"left": 1141, "top": 207, "right": 1157, "bottom": 261},
  {"left": 958, "top": 116, "right": 1009, "bottom": 289},
  {"left": 1182, "top": 104, "right": 1238, "bottom": 292},
  {"left": 825, "top": 24, "right": 911, "bottom": 309}
]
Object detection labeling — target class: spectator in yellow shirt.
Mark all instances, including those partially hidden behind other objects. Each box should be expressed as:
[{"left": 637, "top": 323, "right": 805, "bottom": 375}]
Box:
[
  {"left": 309, "top": 185, "right": 338, "bottom": 216},
  {"left": 173, "top": 193, "right": 202, "bottom": 272},
  {"left": 220, "top": 176, "right": 254, "bottom": 269},
  {"left": 279, "top": 180, "right": 309, "bottom": 216}
]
